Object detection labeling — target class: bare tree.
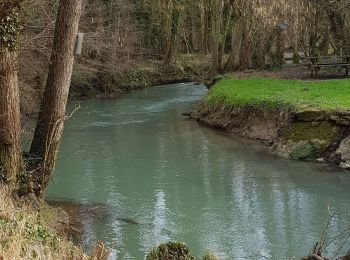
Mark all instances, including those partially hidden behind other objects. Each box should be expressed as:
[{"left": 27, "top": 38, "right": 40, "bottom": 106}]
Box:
[{"left": 29, "top": 0, "right": 83, "bottom": 198}]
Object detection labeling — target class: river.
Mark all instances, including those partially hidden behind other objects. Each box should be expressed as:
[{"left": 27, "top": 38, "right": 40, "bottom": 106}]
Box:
[{"left": 47, "top": 83, "right": 350, "bottom": 259}]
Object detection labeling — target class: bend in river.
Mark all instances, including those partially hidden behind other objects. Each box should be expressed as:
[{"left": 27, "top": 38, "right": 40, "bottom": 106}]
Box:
[{"left": 47, "top": 83, "right": 350, "bottom": 259}]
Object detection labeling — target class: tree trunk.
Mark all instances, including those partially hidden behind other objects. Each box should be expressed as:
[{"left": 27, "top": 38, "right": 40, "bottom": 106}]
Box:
[
  {"left": 276, "top": 28, "right": 285, "bottom": 67},
  {"left": 238, "top": 15, "right": 251, "bottom": 70},
  {"left": 211, "top": 0, "right": 223, "bottom": 73},
  {"left": 198, "top": 2, "right": 206, "bottom": 53},
  {"left": 164, "top": 0, "right": 174, "bottom": 62},
  {"left": 225, "top": 16, "right": 243, "bottom": 71},
  {"left": 29, "top": 0, "right": 82, "bottom": 198},
  {"left": 0, "top": 10, "right": 22, "bottom": 186}
]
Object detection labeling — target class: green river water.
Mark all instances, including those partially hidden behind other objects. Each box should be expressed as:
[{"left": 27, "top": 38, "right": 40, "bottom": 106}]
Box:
[{"left": 47, "top": 84, "right": 350, "bottom": 259}]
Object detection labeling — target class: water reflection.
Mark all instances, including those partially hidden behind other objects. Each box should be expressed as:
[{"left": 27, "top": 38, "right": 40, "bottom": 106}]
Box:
[{"left": 48, "top": 84, "right": 350, "bottom": 259}]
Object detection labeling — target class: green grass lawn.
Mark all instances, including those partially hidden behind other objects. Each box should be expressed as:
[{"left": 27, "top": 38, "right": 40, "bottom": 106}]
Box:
[{"left": 206, "top": 77, "right": 350, "bottom": 111}]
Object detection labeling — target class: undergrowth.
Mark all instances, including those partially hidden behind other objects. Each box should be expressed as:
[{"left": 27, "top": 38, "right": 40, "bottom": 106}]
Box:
[{"left": 0, "top": 187, "right": 87, "bottom": 260}]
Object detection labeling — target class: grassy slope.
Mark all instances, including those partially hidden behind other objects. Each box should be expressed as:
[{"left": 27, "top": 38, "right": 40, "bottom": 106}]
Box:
[
  {"left": 0, "top": 188, "right": 87, "bottom": 259},
  {"left": 206, "top": 77, "right": 350, "bottom": 111}
]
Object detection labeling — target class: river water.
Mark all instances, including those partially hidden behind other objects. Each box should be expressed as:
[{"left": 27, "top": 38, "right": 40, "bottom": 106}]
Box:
[{"left": 47, "top": 84, "right": 350, "bottom": 259}]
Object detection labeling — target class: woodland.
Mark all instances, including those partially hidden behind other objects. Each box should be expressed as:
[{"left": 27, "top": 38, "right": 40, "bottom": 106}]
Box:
[{"left": 0, "top": 0, "right": 350, "bottom": 259}]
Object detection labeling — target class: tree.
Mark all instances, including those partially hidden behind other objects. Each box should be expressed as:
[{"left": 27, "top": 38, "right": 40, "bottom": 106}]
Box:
[
  {"left": 1, "top": 0, "right": 83, "bottom": 199},
  {"left": 0, "top": 3, "right": 23, "bottom": 186},
  {"left": 29, "top": 0, "right": 83, "bottom": 198}
]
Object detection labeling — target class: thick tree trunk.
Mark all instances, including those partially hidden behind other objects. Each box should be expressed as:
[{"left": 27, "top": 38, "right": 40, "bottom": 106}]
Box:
[
  {"left": 0, "top": 44, "right": 22, "bottom": 185},
  {"left": 0, "top": 11, "right": 22, "bottom": 186},
  {"left": 225, "top": 17, "right": 243, "bottom": 71},
  {"left": 165, "top": 1, "right": 183, "bottom": 64},
  {"left": 275, "top": 28, "right": 285, "bottom": 67},
  {"left": 238, "top": 16, "right": 251, "bottom": 70},
  {"left": 29, "top": 0, "right": 82, "bottom": 197}
]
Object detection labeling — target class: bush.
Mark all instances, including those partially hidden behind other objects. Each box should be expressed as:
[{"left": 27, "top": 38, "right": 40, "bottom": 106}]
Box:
[{"left": 147, "top": 242, "right": 194, "bottom": 260}]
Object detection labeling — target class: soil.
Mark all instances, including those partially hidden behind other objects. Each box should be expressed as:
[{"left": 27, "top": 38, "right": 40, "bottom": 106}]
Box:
[
  {"left": 192, "top": 101, "right": 350, "bottom": 170},
  {"left": 193, "top": 66, "right": 350, "bottom": 169}
]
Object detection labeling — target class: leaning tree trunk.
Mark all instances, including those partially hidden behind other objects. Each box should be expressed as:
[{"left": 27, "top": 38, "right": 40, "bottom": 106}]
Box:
[
  {"left": 29, "top": 0, "right": 82, "bottom": 198},
  {"left": 0, "top": 10, "right": 22, "bottom": 186}
]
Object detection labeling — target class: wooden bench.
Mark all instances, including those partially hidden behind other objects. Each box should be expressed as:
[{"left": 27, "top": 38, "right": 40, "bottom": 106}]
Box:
[{"left": 303, "top": 56, "right": 350, "bottom": 77}]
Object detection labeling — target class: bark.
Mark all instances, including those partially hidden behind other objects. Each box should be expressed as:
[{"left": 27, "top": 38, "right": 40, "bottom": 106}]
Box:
[
  {"left": 218, "top": 4, "right": 232, "bottom": 72},
  {"left": 0, "top": 10, "right": 22, "bottom": 185},
  {"left": 275, "top": 28, "right": 285, "bottom": 67},
  {"left": 0, "top": 43, "right": 22, "bottom": 185},
  {"left": 211, "top": 0, "right": 224, "bottom": 73},
  {"left": 164, "top": 0, "right": 173, "bottom": 62},
  {"left": 165, "top": 1, "right": 183, "bottom": 64},
  {"left": 198, "top": 2, "right": 206, "bottom": 53},
  {"left": 29, "top": 0, "right": 82, "bottom": 197},
  {"left": 293, "top": 0, "right": 300, "bottom": 64},
  {"left": 224, "top": 16, "right": 243, "bottom": 71},
  {"left": 238, "top": 13, "right": 252, "bottom": 70},
  {"left": 309, "top": 5, "right": 319, "bottom": 57}
]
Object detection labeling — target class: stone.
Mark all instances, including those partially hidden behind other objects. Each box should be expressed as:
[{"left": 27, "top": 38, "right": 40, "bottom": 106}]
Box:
[
  {"left": 335, "top": 135, "right": 350, "bottom": 169},
  {"left": 330, "top": 114, "right": 350, "bottom": 126},
  {"left": 316, "top": 158, "right": 325, "bottom": 163}
]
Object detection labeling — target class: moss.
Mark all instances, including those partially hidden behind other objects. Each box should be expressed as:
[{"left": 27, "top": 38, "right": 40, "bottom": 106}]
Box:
[
  {"left": 279, "top": 121, "right": 342, "bottom": 161},
  {"left": 283, "top": 121, "right": 340, "bottom": 145},
  {"left": 147, "top": 242, "right": 194, "bottom": 260},
  {"left": 290, "top": 142, "right": 322, "bottom": 160}
]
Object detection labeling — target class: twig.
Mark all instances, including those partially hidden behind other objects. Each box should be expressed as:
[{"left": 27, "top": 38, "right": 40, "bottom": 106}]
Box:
[{"left": 65, "top": 103, "right": 81, "bottom": 120}]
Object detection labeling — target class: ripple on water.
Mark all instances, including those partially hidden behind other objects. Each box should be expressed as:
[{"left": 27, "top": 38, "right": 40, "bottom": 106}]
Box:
[{"left": 49, "top": 84, "right": 350, "bottom": 259}]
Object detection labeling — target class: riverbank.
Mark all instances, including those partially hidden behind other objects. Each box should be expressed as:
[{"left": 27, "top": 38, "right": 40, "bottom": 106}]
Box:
[
  {"left": 0, "top": 187, "right": 112, "bottom": 259},
  {"left": 69, "top": 54, "right": 212, "bottom": 100},
  {"left": 21, "top": 54, "right": 212, "bottom": 117},
  {"left": 0, "top": 188, "right": 86, "bottom": 259},
  {"left": 192, "top": 76, "right": 350, "bottom": 169}
]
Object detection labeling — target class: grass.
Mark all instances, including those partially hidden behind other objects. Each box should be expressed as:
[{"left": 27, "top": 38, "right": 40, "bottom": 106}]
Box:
[
  {"left": 0, "top": 187, "right": 88, "bottom": 259},
  {"left": 206, "top": 77, "right": 350, "bottom": 111}
]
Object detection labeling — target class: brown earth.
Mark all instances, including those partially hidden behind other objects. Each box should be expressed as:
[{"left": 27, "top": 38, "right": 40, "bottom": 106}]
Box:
[{"left": 192, "top": 102, "right": 350, "bottom": 170}]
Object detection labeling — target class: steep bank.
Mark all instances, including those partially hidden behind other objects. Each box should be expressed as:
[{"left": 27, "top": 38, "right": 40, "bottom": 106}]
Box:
[{"left": 192, "top": 77, "right": 350, "bottom": 169}]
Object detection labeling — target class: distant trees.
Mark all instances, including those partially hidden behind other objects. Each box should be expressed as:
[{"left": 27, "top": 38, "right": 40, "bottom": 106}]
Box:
[{"left": 18, "top": 0, "right": 349, "bottom": 77}]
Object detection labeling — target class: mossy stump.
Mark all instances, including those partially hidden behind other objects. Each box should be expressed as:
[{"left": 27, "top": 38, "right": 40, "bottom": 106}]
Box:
[{"left": 147, "top": 242, "right": 194, "bottom": 260}]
